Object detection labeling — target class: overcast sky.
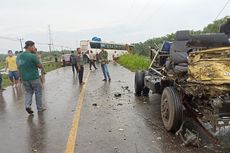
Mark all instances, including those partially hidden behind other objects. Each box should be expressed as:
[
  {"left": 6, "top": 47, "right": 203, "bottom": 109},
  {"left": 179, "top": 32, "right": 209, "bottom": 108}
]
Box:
[{"left": 0, "top": 0, "right": 229, "bottom": 53}]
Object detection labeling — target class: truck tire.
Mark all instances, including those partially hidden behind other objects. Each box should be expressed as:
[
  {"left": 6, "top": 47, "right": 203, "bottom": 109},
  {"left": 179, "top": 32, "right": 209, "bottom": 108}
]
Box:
[
  {"left": 175, "top": 30, "right": 190, "bottom": 41},
  {"left": 135, "top": 71, "right": 144, "bottom": 96},
  {"left": 161, "top": 87, "right": 183, "bottom": 132}
]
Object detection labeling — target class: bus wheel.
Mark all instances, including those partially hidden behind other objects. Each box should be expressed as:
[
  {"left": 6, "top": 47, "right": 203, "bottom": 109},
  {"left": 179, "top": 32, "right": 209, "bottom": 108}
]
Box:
[
  {"left": 135, "top": 71, "right": 144, "bottom": 96},
  {"left": 161, "top": 87, "right": 183, "bottom": 132}
]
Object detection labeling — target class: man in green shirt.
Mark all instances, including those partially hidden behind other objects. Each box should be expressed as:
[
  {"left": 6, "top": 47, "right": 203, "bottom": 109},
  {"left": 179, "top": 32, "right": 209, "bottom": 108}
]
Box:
[
  {"left": 17, "top": 41, "right": 45, "bottom": 114},
  {"left": 99, "top": 48, "right": 111, "bottom": 81}
]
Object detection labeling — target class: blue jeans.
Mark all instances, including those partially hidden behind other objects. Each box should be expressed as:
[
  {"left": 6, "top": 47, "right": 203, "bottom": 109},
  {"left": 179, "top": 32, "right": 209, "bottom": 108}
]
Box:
[
  {"left": 9, "top": 71, "right": 19, "bottom": 81},
  {"left": 23, "top": 79, "right": 42, "bottom": 111},
  {"left": 101, "top": 64, "right": 110, "bottom": 80}
]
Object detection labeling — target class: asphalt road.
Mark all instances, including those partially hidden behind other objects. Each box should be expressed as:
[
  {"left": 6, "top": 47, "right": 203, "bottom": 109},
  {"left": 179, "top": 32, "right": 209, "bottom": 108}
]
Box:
[{"left": 0, "top": 63, "right": 229, "bottom": 153}]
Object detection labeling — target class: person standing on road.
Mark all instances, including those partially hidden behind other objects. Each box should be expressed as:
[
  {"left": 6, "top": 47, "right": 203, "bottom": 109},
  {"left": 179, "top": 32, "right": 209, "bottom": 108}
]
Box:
[
  {"left": 99, "top": 48, "right": 111, "bottom": 82},
  {"left": 5, "top": 50, "right": 19, "bottom": 87},
  {"left": 16, "top": 41, "right": 46, "bottom": 114},
  {"left": 220, "top": 16, "right": 230, "bottom": 35},
  {"left": 70, "top": 51, "right": 78, "bottom": 74},
  {"left": 89, "top": 50, "right": 97, "bottom": 70},
  {"left": 0, "top": 72, "right": 5, "bottom": 92},
  {"left": 76, "top": 48, "right": 85, "bottom": 85}
]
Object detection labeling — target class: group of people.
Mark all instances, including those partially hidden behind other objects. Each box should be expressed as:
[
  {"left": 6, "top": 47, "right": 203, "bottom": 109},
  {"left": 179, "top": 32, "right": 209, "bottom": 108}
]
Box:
[
  {"left": 0, "top": 40, "right": 113, "bottom": 115},
  {"left": 70, "top": 47, "right": 111, "bottom": 84}
]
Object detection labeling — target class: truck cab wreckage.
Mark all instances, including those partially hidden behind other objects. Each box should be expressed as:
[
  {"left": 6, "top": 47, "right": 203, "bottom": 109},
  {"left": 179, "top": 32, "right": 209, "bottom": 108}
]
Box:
[{"left": 135, "top": 31, "right": 230, "bottom": 147}]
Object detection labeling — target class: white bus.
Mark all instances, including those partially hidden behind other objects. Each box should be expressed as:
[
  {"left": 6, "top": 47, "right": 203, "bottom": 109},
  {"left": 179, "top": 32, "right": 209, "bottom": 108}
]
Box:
[{"left": 80, "top": 40, "right": 133, "bottom": 60}]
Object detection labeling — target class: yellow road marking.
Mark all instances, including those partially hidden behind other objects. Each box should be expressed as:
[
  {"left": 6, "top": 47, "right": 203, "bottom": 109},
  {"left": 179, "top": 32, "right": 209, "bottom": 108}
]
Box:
[{"left": 65, "top": 71, "right": 91, "bottom": 153}]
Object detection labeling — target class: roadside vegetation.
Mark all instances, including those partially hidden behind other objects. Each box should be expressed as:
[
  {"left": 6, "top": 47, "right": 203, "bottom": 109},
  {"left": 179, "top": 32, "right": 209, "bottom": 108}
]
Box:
[
  {"left": 117, "top": 54, "right": 150, "bottom": 72},
  {"left": 44, "top": 62, "right": 62, "bottom": 73}
]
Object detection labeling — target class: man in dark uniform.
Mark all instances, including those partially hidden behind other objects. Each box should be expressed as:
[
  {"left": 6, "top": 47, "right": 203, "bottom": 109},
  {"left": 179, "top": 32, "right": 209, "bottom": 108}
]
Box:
[{"left": 220, "top": 16, "right": 230, "bottom": 35}]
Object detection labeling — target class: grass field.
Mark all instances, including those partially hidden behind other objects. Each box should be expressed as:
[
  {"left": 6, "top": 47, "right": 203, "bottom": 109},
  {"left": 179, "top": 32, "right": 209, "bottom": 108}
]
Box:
[
  {"left": 43, "top": 62, "right": 62, "bottom": 73},
  {"left": 117, "top": 54, "right": 150, "bottom": 72}
]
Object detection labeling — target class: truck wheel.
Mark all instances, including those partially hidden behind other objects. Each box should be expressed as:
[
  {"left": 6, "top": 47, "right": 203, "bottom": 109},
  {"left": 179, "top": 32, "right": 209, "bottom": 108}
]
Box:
[
  {"left": 135, "top": 71, "right": 144, "bottom": 96},
  {"left": 175, "top": 30, "right": 190, "bottom": 41},
  {"left": 161, "top": 87, "right": 183, "bottom": 132}
]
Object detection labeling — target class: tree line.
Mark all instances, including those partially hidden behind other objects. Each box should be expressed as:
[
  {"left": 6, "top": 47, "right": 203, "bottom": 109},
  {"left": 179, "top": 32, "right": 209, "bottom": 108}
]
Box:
[{"left": 133, "top": 17, "right": 228, "bottom": 56}]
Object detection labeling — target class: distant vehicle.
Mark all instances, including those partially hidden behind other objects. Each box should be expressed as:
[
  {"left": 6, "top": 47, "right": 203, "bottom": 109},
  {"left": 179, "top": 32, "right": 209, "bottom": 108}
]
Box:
[
  {"left": 61, "top": 54, "right": 71, "bottom": 66},
  {"left": 80, "top": 40, "right": 133, "bottom": 60}
]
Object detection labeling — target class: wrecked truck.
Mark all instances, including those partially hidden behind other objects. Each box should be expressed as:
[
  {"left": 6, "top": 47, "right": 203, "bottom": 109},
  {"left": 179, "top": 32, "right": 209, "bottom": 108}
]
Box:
[{"left": 135, "top": 31, "right": 230, "bottom": 145}]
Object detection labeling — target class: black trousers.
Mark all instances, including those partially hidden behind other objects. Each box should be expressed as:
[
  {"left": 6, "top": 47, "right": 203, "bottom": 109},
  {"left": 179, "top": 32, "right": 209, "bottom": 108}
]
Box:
[
  {"left": 78, "top": 66, "right": 84, "bottom": 84},
  {"left": 89, "top": 60, "right": 97, "bottom": 70}
]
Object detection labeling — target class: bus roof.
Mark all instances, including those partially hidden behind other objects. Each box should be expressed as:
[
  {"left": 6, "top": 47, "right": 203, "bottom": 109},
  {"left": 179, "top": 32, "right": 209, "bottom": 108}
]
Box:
[{"left": 80, "top": 40, "right": 132, "bottom": 46}]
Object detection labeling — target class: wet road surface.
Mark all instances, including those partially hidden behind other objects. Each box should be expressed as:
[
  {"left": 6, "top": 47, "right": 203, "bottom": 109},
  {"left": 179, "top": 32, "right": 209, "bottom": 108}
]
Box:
[{"left": 0, "top": 63, "right": 229, "bottom": 153}]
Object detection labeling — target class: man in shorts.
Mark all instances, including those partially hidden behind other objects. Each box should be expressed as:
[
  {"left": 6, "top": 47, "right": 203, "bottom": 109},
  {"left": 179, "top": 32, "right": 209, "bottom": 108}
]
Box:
[{"left": 5, "top": 50, "right": 19, "bottom": 87}]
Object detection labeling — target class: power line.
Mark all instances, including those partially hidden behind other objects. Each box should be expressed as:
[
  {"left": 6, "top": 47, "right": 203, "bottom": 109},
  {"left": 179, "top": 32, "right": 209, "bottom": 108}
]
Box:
[
  {"left": 0, "top": 36, "right": 24, "bottom": 51},
  {"left": 0, "top": 36, "right": 18, "bottom": 42},
  {"left": 214, "top": 0, "right": 230, "bottom": 20},
  {"left": 0, "top": 35, "right": 74, "bottom": 51}
]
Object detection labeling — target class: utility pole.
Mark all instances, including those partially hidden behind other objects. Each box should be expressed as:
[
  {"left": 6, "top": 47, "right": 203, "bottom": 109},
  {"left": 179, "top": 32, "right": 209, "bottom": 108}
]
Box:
[
  {"left": 18, "top": 38, "right": 24, "bottom": 51},
  {"left": 48, "top": 25, "right": 53, "bottom": 52}
]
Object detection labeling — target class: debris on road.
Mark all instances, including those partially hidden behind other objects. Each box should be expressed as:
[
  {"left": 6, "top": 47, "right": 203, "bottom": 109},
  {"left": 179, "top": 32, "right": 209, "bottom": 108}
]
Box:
[
  {"left": 114, "top": 92, "right": 122, "bottom": 97},
  {"left": 92, "top": 103, "right": 98, "bottom": 106},
  {"left": 117, "top": 103, "right": 123, "bottom": 106},
  {"left": 114, "top": 147, "right": 120, "bottom": 153},
  {"left": 119, "top": 128, "right": 124, "bottom": 131},
  {"left": 156, "top": 137, "right": 162, "bottom": 140},
  {"left": 121, "top": 85, "right": 131, "bottom": 93},
  {"left": 32, "top": 149, "right": 38, "bottom": 152}
]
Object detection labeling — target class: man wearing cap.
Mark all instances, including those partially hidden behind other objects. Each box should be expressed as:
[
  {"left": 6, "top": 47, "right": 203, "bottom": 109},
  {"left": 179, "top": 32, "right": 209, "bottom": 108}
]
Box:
[
  {"left": 16, "top": 41, "right": 45, "bottom": 114},
  {"left": 99, "top": 47, "right": 111, "bottom": 82},
  {"left": 5, "top": 50, "right": 19, "bottom": 87},
  {"left": 220, "top": 16, "right": 230, "bottom": 35}
]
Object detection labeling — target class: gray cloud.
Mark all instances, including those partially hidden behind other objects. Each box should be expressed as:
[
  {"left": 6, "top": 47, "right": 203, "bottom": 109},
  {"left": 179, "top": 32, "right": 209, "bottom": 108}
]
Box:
[{"left": 0, "top": 0, "right": 229, "bottom": 53}]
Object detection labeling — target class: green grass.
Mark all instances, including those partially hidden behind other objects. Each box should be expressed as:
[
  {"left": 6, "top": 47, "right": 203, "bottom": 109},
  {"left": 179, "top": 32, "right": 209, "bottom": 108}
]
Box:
[
  {"left": 2, "top": 74, "right": 10, "bottom": 87},
  {"left": 43, "top": 62, "right": 62, "bottom": 73},
  {"left": 0, "top": 62, "right": 4, "bottom": 69},
  {"left": 117, "top": 54, "right": 150, "bottom": 72}
]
